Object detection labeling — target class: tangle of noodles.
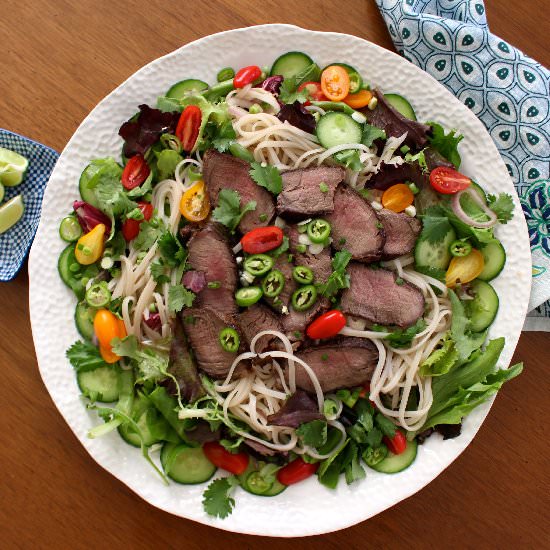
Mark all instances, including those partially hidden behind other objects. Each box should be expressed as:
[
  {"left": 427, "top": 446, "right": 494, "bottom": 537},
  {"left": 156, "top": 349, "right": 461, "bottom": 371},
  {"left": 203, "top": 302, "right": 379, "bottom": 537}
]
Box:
[{"left": 95, "top": 82, "right": 451, "bottom": 453}]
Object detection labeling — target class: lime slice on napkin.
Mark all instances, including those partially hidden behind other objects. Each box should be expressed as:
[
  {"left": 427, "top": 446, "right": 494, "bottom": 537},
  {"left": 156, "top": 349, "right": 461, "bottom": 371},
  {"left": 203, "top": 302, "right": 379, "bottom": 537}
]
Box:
[
  {"left": 0, "top": 147, "right": 29, "bottom": 187},
  {"left": 0, "top": 182, "right": 4, "bottom": 202},
  {"left": 0, "top": 195, "right": 24, "bottom": 233}
]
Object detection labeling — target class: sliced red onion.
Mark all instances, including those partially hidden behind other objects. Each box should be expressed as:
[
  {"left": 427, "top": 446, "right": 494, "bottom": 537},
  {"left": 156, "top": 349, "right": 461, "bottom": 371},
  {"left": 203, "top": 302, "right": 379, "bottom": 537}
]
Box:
[
  {"left": 450, "top": 188, "right": 497, "bottom": 229},
  {"left": 144, "top": 312, "right": 162, "bottom": 333},
  {"left": 182, "top": 270, "right": 206, "bottom": 293},
  {"left": 73, "top": 200, "right": 112, "bottom": 234}
]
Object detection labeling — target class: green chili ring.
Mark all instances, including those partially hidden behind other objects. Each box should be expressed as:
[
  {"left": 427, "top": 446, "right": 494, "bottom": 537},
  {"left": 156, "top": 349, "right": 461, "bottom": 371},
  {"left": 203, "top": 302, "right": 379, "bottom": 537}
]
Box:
[
  {"left": 219, "top": 327, "right": 240, "bottom": 352},
  {"left": 235, "top": 286, "right": 263, "bottom": 307},
  {"left": 244, "top": 254, "right": 275, "bottom": 276},
  {"left": 262, "top": 269, "right": 285, "bottom": 298},
  {"left": 292, "top": 265, "right": 314, "bottom": 285},
  {"left": 307, "top": 219, "right": 331, "bottom": 244},
  {"left": 291, "top": 284, "right": 318, "bottom": 311},
  {"left": 449, "top": 239, "right": 472, "bottom": 257}
]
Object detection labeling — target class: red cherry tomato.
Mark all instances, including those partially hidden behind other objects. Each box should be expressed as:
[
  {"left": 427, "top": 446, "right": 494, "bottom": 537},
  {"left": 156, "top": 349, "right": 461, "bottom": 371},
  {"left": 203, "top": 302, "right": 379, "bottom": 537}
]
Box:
[
  {"left": 297, "top": 81, "right": 327, "bottom": 102},
  {"left": 277, "top": 458, "right": 319, "bottom": 486},
  {"left": 429, "top": 166, "right": 472, "bottom": 194},
  {"left": 122, "top": 154, "right": 150, "bottom": 190},
  {"left": 202, "top": 442, "right": 249, "bottom": 475},
  {"left": 233, "top": 65, "right": 262, "bottom": 89},
  {"left": 176, "top": 105, "right": 202, "bottom": 152},
  {"left": 306, "top": 310, "right": 346, "bottom": 339},
  {"left": 383, "top": 430, "right": 407, "bottom": 455},
  {"left": 241, "top": 226, "right": 283, "bottom": 254},
  {"left": 121, "top": 201, "right": 154, "bottom": 242}
]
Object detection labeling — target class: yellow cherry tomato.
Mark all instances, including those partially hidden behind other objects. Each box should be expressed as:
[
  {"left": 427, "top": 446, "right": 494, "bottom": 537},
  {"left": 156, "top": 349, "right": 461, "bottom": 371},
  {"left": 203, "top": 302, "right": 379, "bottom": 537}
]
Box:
[
  {"left": 93, "top": 309, "right": 127, "bottom": 363},
  {"left": 321, "top": 65, "right": 350, "bottom": 102},
  {"left": 381, "top": 183, "right": 414, "bottom": 213},
  {"left": 343, "top": 89, "right": 373, "bottom": 109},
  {"left": 445, "top": 249, "right": 485, "bottom": 288},
  {"left": 179, "top": 180, "right": 211, "bottom": 222},
  {"left": 75, "top": 223, "right": 106, "bottom": 265}
]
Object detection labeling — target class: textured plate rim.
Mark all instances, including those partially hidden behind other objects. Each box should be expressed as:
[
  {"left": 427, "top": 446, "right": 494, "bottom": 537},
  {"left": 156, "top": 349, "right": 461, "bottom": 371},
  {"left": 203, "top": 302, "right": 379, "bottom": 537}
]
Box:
[{"left": 28, "top": 24, "right": 531, "bottom": 537}]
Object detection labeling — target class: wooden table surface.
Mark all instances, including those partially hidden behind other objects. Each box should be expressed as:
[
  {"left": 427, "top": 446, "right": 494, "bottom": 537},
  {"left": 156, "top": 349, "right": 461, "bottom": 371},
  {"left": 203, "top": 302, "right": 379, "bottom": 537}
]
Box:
[{"left": 1, "top": 1, "right": 549, "bottom": 548}]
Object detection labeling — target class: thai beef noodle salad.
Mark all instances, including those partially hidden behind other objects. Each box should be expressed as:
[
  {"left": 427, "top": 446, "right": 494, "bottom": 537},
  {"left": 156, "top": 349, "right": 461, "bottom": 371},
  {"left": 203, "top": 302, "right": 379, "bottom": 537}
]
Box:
[{"left": 59, "top": 52, "right": 523, "bottom": 517}]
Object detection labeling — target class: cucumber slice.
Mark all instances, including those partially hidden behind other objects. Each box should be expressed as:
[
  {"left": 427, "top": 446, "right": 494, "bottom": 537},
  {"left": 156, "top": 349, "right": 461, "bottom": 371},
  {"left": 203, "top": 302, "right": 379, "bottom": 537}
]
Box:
[
  {"left": 384, "top": 93, "right": 417, "bottom": 121},
  {"left": 323, "top": 63, "right": 363, "bottom": 94},
  {"left": 316, "top": 112, "right": 362, "bottom": 149},
  {"left": 0, "top": 195, "right": 24, "bottom": 234},
  {"left": 414, "top": 227, "right": 457, "bottom": 270},
  {"left": 58, "top": 244, "right": 99, "bottom": 299},
  {"left": 467, "top": 280, "right": 499, "bottom": 332},
  {"left": 478, "top": 240, "right": 506, "bottom": 281},
  {"left": 78, "top": 163, "right": 101, "bottom": 207},
  {"left": 160, "top": 442, "right": 216, "bottom": 484},
  {"left": 59, "top": 216, "right": 82, "bottom": 242},
  {"left": 166, "top": 79, "right": 209, "bottom": 100},
  {"left": 369, "top": 438, "right": 417, "bottom": 473},
  {"left": 77, "top": 366, "right": 120, "bottom": 403},
  {"left": 75, "top": 301, "right": 95, "bottom": 341},
  {"left": 271, "top": 51, "right": 313, "bottom": 80},
  {"left": 118, "top": 404, "right": 173, "bottom": 447},
  {"left": 470, "top": 182, "right": 487, "bottom": 204},
  {"left": 237, "top": 460, "right": 287, "bottom": 497}
]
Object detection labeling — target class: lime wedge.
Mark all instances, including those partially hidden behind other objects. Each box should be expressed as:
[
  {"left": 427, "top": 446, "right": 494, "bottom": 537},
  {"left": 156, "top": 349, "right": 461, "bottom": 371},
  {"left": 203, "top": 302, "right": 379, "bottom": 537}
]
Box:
[
  {"left": 0, "top": 195, "right": 24, "bottom": 234},
  {"left": 0, "top": 182, "right": 4, "bottom": 202},
  {"left": 0, "top": 147, "right": 29, "bottom": 187}
]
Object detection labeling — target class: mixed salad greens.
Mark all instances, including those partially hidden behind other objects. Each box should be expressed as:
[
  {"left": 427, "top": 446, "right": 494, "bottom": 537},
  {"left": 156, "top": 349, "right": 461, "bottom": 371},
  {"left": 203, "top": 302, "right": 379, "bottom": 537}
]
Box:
[{"left": 58, "top": 50, "right": 522, "bottom": 519}]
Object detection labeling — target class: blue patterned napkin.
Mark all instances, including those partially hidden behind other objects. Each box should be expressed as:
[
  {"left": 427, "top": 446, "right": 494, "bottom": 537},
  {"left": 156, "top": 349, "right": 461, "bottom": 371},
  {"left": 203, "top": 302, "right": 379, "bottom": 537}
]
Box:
[
  {"left": 0, "top": 129, "right": 59, "bottom": 281},
  {"left": 375, "top": 0, "right": 550, "bottom": 330}
]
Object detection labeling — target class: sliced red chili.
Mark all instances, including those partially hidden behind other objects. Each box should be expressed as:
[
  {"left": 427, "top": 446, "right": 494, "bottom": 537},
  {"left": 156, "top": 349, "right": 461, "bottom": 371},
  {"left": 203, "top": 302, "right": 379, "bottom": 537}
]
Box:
[
  {"left": 202, "top": 441, "right": 249, "bottom": 475},
  {"left": 121, "top": 154, "right": 150, "bottom": 190},
  {"left": 277, "top": 458, "right": 319, "bottom": 486},
  {"left": 176, "top": 105, "right": 202, "bottom": 152},
  {"left": 233, "top": 65, "right": 262, "bottom": 89},
  {"left": 306, "top": 310, "right": 346, "bottom": 339},
  {"left": 241, "top": 226, "right": 283, "bottom": 254}
]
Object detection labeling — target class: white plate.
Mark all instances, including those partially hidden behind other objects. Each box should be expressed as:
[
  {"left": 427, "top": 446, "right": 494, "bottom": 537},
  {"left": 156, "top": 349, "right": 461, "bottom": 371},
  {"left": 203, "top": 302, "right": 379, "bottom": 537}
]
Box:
[{"left": 29, "top": 24, "right": 531, "bottom": 536}]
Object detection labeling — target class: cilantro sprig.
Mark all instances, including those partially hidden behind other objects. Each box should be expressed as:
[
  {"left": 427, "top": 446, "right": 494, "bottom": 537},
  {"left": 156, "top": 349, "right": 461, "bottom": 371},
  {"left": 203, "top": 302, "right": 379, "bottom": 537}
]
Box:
[
  {"left": 212, "top": 189, "right": 256, "bottom": 232},
  {"left": 203, "top": 476, "right": 239, "bottom": 518},
  {"left": 317, "top": 249, "right": 352, "bottom": 299},
  {"left": 249, "top": 162, "right": 283, "bottom": 195}
]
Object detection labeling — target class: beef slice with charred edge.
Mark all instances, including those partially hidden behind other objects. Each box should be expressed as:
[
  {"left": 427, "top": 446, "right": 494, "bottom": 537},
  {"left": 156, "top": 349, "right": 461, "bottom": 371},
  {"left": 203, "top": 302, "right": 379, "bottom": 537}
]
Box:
[
  {"left": 377, "top": 208, "right": 422, "bottom": 260},
  {"left": 367, "top": 147, "right": 453, "bottom": 190},
  {"left": 202, "top": 149, "right": 275, "bottom": 233},
  {"left": 325, "top": 186, "right": 385, "bottom": 262},
  {"left": 290, "top": 337, "right": 378, "bottom": 393},
  {"left": 277, "top": 165, "right": 345, "bottom": 220},
  {"left": 187, "top": 222, "right": 237, "bottom": 318},
  {"left": 166, "top": 316, "right": 205, "bottom": 403},
  {"left": 237, "top": 304, "right": 283, "bottom": 354},
  {"left": 267, "top": 390, "right": 323, "bottom": 428},
  {"left": 181, "top": 307, "right": 243, "bottom": 379},
  {"left": 341, "top": 263, "right": 425, "bottom": 328},
  {"left": 364, "top": 89, "right": 430, "bottom": 151}
]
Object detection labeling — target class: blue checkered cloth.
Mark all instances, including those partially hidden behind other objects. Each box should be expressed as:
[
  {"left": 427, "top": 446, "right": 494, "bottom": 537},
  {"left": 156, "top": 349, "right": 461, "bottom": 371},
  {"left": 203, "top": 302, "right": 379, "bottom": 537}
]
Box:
[
  {"left": 376, "top": 0, "right": 550, "bottom": 330},
  {"left": 0, "top": 129, "right": 59, "bottom": 281}
]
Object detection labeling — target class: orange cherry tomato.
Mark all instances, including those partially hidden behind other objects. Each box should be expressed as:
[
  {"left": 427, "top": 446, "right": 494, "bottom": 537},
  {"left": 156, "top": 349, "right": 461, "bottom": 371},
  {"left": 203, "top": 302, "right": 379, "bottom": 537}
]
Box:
[
  {"left": 445, "top": 248, "right": 485, "bottom": 288},
  {"left": 381, "top": 183, "right": 414, "bottom": 213},
  {"left": 320, "top": 65, "right": 350, "bottom": 102},
  {"left": 343, "top": 89, "right": 373, "bottom": 109},
  {"left": 179, "top": 180, "right": 211, "bottom": 222},
  {"left": 176, "top": 105, "right": 202, "bottom": 152},
  {"left": 94, "top": 309, "right": 127, "bottom": 363}
]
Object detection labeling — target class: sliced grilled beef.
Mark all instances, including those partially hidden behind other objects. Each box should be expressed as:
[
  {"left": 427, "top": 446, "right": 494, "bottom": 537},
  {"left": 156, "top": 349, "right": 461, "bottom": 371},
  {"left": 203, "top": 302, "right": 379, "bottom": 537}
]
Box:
[
  {"left": 167, "top": 316, "right": 204, "bottom": 403},
  {"left": 267, "top": 390, "right": 323, "bottom": 427},
  {"left": 202, "top": 149, "right": 275, "bottom": 233},
  {"left": 377, "top": 208, "right": 422, "bottom": 259},
  {"left": 237, "top": 304, "right": 283, "bottom": 353},
  {"left": 181, "top": 308, "right": 242, "bottom": 379},
  {"left": 277, "top": 165, "right": 345, "bottom": 219},
  {"left": 291, "top": 337, "right": 378, "bottom": 393},
  {"left": 325, "top": 186, "right": 385, "bottom": 261},
  {"left": 341, "top": 263, "right": 425, "bottom": 327},
  {"left": 365, "top": 90, "right": 430, "bottom": 151},
  {"left": 187, "top": 222, "right": 237, "bottom": 317}
]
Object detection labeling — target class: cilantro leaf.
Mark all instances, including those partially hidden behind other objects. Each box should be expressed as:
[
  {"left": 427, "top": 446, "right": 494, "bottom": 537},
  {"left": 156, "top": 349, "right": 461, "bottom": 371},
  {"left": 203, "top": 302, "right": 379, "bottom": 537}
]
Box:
[
  {"left": 150, "top": 259, "right": 171, "bottom": 284},
  {"left": 278, "top": 77, "right": 309, "bottom": 104},
  {"left": 344, "top": 445, "right": 366, "bottom": 485},
  {"left": 156, "top": 149, "right": 183, "bottom": 180},
  {"left": 249, "top": 162, "right": 283, "bottom": 195},
  {"left": 374, "top": 412, "right": 396, "bottom": 438},
  {"left": 168, "top": 284, "right": 196, "bottom": 313},
  {"left": 157, "top": 231, "right": 187, "bottom": 268},
  {"left": 91, "top": 160, "right": 137, "bottom": 217},
  {"left": 211, "top": 120, "right": 237, "bottom": 153},
  {"left": 134, "top": 218, "right": 165, "bottom": 252},
  {"left": 449, "top": 289, "right": 487, "bottom": 360},
  {"left": 419, "top": 205, "right": 454, "bottom": 244},
  {"left": 202, "top": 476, "right": 239, "bottom": 518},
  {"left": 362, "top": 124, "right": 387, "bottom": 147},
  {"left": 318, "top": 249, "right": 352, "bottom": 299},
  {"left": 428, "top": 121, "right": 464, "bottom": 169},
  {"left": 111, "top": 335, "right": 168, "bottom": 383},
  {"left": 212, "top": 189, "right": 256, "bottom": 233},
  {"left": 364, "top": 426, "right": 383, "bottom": 448},
  {"left": 414, "top": 265, "right": 447, "bottom": 282},
  {"left": 383, "top": 319, "right": 427, "bottom": 349},
  {"left": 487, "top": 193, "right": 514, "bottom": 224},
  {"left": 296, "top": 420, "right": 328, "bottom": 448},
  {"left": 66, "top": 341, "right": 108, "bottom": 373}
]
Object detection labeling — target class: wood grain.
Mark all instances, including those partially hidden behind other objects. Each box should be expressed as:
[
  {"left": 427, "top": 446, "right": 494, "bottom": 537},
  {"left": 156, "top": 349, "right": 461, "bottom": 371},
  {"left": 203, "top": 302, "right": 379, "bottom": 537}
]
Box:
[{"left": 1, "top": 1, "right": 549, "bottom": 548}]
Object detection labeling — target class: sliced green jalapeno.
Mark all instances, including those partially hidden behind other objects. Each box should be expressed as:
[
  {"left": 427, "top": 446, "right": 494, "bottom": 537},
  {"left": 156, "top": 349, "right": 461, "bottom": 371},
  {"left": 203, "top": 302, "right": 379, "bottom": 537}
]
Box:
[
  {"left": 291, "top": 285, "right": 317, "bottom": 311},
  {"left": 292, "top": 266, "right": 314, "bottom": 285},
  {"left": 219, "top": 327, "right": 240, "bottom": 352},
  {"left": 235, "top": 286, "right": 263, "bottom": 307},
  {"left": 307, "top": 219, "right": 331, "bottom": 244},
  {"left": 244, "top": 254, "right": 274, "bottom": 276},
  {"left": 262, "top": 270, "right": 285, "bottom": 298}
]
